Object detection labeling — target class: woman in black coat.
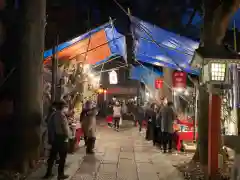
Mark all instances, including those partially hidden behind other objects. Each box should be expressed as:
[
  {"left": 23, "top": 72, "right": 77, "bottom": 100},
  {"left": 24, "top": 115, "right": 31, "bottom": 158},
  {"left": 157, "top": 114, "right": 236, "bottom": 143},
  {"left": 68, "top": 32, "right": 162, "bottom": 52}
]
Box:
[{"left": 145, "top": 104, "right": 156, "bottom": 141}]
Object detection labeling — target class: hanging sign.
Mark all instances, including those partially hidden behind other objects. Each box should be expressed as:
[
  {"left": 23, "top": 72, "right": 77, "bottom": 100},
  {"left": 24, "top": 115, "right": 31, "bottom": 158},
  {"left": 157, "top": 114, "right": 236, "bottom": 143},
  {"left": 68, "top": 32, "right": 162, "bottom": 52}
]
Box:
[
  {"left": 172, "top": 71, "right": 187, "bottom": 88},
  {"left": 109, "top": 70, "right": 118, "bottom": 84},
  {"left": 155, "top": 78, "right": 163, "bottom": 89}
]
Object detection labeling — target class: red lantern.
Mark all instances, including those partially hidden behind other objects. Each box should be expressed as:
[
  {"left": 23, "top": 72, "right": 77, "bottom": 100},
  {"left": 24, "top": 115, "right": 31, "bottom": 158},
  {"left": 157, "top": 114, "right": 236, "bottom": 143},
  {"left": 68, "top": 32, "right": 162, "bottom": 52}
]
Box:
[
  {"left": 155, "top": 78, "right": 163, "bottom": 89},
  {"left": 172, "top": 71, "right": 187, "bottom": 88}
]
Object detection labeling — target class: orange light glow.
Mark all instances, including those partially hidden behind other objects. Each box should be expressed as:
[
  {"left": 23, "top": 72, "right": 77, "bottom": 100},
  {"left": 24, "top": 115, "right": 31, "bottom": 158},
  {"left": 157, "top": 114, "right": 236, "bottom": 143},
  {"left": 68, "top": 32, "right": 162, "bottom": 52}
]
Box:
[{"left": 98, "top": 88, "right": 103, "bottom": 93}]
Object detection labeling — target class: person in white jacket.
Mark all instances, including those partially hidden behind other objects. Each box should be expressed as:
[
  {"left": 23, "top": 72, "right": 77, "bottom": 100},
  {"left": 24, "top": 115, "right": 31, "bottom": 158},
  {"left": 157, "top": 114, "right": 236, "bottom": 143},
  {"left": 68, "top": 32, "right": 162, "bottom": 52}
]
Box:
[{"left": 113, "top": 101, "right": 122, "bottom": 131}]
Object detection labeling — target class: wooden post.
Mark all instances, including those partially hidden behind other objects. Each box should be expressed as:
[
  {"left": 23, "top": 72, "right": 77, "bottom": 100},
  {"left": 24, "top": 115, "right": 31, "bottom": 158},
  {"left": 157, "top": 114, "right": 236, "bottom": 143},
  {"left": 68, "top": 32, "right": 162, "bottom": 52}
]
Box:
[{"left": 208, "top": 94, "right": 221, "bottom": 179}]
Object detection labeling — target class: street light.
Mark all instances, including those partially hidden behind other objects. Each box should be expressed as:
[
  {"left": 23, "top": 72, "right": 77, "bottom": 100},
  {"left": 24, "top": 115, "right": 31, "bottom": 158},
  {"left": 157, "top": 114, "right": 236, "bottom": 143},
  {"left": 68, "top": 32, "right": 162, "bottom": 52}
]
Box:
[
  {"left": 190, "top": 48, "right": 240, "bottom": 92},
  {"left": 190, "top": 47, "right": 240, "bottom": 179}
]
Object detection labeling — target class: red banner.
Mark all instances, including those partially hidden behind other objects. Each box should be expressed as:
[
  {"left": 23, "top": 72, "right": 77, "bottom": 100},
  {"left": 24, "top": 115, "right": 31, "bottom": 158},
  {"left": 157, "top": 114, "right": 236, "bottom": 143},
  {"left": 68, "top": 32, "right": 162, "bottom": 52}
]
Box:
[
  {"left": 155, "top": 78, "right": 163, "bottom": 89},
  {"left": 172, "top": 71, "right": 187, "bottom": 88}
]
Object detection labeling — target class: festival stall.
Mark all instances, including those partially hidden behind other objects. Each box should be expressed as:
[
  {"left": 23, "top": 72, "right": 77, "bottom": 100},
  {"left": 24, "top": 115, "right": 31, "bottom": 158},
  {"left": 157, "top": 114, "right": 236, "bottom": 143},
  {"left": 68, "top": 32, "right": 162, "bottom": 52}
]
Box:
[{"left": 43, "top": 20, "right": 125, "bottom": 152}]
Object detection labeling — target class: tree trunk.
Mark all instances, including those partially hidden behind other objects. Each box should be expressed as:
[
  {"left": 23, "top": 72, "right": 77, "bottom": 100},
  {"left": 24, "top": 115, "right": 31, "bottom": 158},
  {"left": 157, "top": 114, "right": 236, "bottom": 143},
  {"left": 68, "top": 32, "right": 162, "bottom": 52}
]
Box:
[
  {"left": 238, "top": 108, "right": 240, "bottom": 135},
  {"left": 15, "top": 0, "right": 46, "bottom": 173},
  {"left": 193, "top": 0, "right": 240, "bottom": 166}
]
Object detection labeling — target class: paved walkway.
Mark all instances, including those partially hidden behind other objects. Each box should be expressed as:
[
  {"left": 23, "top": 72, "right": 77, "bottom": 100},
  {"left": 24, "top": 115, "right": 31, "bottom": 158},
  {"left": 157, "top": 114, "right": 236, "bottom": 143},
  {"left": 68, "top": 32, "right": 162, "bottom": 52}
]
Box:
[
  {"left": 27, "top": 121, "right": 185, "bottom": 180},
  {"left": 71, "top": 121, "right": 184, "bottom": 180}
]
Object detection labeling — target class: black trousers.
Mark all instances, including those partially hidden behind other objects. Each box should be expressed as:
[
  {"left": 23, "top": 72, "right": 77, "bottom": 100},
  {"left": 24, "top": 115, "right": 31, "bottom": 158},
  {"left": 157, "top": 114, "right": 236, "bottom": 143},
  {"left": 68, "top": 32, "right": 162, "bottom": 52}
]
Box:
[
  {"left": 162, "top": 132, "right": 173, "bottom": 151},
  {"left": 153, "top": 127, "right": 161, "bottom": 146},
  {"left": 113, "top": 117, "right": 120, "bottom": 129},
  {"left": 138, "top": 119, "right": 143, "bottom": 132},
  {"left": 146, "top": 121, "right": 153, "bottom": 140},
  {"left": 46, "top": 136, "right": 68, "bottom": 176}
]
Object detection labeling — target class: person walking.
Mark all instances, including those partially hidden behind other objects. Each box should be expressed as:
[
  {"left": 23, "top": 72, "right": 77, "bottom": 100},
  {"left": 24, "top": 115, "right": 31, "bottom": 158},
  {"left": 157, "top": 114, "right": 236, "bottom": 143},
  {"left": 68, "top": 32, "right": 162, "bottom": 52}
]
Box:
[
  {"left": 81, "top": 100, "right": 98, "bottom": 154},
  {"left": 43, "top": 101, "right": 70, "bottom": 180},
  {"left": 161, "top": 102, "right": 175, "bottom": 153},
  {"left": 113, "top": 101, "right": 122, "bottom": 131},
  {"left": 136, "top": 104, "right": 145, "bottom": 133}
]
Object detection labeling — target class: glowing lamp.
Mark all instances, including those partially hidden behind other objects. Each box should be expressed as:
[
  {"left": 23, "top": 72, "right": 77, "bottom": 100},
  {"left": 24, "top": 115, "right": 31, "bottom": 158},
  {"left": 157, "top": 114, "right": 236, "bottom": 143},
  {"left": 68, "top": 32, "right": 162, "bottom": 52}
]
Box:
[
  {"left": 98, "top": 88, "right": 103, "bottom": 94},
  {"left": 190, "top": 47, "right": 240, "bottom": 91}
]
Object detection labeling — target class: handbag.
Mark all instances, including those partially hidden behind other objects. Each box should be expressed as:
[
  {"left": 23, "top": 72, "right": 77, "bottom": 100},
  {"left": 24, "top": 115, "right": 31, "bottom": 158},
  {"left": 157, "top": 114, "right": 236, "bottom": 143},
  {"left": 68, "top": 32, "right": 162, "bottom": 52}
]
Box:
[{"left": 119, "top": 117, "right": 122, "bottom": 125}]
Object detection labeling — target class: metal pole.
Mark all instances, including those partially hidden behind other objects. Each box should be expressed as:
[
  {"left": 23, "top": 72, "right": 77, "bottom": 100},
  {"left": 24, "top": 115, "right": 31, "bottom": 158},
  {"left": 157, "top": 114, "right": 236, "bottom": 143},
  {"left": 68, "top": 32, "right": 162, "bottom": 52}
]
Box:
[
  {"left": 51, "top": 45, "right": 56, "bottom": 103},
  {"left": 232, "top": 20, "right": 239, "bottom": 135},
  {"left": 51, "top": 35, "right": 59, "bottom": 103}
]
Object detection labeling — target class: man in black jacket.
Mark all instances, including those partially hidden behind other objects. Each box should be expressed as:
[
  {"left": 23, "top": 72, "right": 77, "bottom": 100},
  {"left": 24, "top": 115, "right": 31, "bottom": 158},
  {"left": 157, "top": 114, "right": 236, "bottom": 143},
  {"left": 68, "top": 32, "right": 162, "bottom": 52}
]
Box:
[{"left": 43, "top": 101, "right": 70, "bottom": 180}]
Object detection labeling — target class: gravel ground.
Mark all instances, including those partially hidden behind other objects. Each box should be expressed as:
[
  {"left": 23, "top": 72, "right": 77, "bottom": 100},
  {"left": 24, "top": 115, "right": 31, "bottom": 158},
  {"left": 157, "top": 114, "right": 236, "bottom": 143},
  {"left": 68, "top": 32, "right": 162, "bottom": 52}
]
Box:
[{"left": 170, "top": 152, "right": 234, "bottom": 180}]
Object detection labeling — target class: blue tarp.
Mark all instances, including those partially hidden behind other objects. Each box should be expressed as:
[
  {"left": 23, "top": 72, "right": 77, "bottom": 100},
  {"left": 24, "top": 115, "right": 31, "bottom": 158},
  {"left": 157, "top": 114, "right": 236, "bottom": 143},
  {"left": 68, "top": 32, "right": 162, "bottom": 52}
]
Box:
[
  {"left": 130, "top": 65, "right": 163, "bottom": 87},
  {"left": 131, "top": 17, "right": 200, "bottom": 75},
  {"left": 44, "top": 22, "right": 125, "bottom": 64},
  {"left": 44, "top": 17, "right": 200, "bottom": 75}
]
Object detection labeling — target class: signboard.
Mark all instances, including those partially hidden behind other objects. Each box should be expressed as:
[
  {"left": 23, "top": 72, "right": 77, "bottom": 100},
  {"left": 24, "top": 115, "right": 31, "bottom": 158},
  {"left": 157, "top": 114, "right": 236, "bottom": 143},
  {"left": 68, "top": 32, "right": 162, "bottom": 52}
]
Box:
[
  {"left": 172, "top": 71, "right": 187, "bottom": 88},
  {"left": 107, "top": 87, "right": 137, "bottom": 95},
  {"left": 108, "top": 70, "right": 118, "bottom": 84},
  {"left": 155, "top": 78, "right": 163, "bottom": 89}
]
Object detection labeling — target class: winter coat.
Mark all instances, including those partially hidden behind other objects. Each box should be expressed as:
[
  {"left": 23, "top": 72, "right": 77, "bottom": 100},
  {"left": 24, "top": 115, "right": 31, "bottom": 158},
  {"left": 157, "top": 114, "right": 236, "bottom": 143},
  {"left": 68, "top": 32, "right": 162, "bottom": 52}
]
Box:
[
  {"left": 156, "top": 106, "right": 164, "bottom": 128},
  {"left": 48, "top": 110, "right": 71, "bottom": 144},
  {"left": 145, "top": 108, "right": 156, "bottom": 122},
  {"left": 161, "top": 106, "right": 175, "bottom": 133},
  {"left": 113, "top": 105, "right": 122, "bottom": 117},
  {"left": 81, "top": 107, "right": 98, "bottom": 138},
  {"left": 136, "top": 106, "right": 145, "bottom": 122}
]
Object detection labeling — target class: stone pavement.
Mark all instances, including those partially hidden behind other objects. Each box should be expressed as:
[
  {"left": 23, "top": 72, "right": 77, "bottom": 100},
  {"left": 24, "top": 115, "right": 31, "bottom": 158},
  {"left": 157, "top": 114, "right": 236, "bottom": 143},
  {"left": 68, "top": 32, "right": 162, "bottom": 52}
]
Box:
[
  {"left": 27, "top": 120, "right": 184, "bottom": 180},
  {"left": 71, "top": 121, "right": 184, "bottom": 180}
]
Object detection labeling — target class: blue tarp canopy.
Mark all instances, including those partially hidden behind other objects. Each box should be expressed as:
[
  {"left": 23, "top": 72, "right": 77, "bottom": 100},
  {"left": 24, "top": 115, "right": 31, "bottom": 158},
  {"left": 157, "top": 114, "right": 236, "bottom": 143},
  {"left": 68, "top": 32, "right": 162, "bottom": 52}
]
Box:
[
  {"left": 130, "top": 65, "right": 163, "bottom": 87},
  {"left": 43, "top": 17, "right": 201, "bottom": 75},
  {"left": 131, "top": 17, "right": 200, "bottom": 75},
  {"left": 44, "top": 21, "right": 125, "bottom": 65}
]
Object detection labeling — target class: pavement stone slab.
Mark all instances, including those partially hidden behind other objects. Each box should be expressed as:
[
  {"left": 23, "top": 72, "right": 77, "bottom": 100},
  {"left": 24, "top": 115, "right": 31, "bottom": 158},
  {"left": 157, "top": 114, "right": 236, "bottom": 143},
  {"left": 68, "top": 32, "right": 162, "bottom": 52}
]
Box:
[
  {"left": 138, "top": 173, "right": 159, "bottom": 180},
  {"left": 99, "top": 163, "right": 118, "bottom": 173},
  {"left": 118, "top": 159, "right": 136, "bottom": 170},
  {"left": 134, "top": 153, "right": 151, "bottom": 163},
  {"left": 70, "top": 121, "right": 184, "bottom": 180},
  {"left": 117, "top": 170, "right": 138, "bottom": 180},
  {"left": 119, "top": 152, "right": 134, "bottom": 160},
  {"left": 137, "top": 163, "right": 155, "bottom": 173},
  {"left": 96, "top": 173, "right": 117, "bottom": 180},
  {"left": 120, "top": 146, "right": 134, "bottom": 152}
]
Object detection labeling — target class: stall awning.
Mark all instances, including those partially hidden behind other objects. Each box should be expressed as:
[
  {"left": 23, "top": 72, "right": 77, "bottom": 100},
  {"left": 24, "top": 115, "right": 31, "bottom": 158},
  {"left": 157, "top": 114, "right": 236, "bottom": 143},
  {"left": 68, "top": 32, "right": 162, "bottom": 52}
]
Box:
[
  {"left": 131, "top": 17, "right": 200, "bottom": 75},
  {"left": 130, "top": 65, "right": 163, "bottom": 87},
  {"left": 44, "top": 22, "right": 125, "bottom": 65}
]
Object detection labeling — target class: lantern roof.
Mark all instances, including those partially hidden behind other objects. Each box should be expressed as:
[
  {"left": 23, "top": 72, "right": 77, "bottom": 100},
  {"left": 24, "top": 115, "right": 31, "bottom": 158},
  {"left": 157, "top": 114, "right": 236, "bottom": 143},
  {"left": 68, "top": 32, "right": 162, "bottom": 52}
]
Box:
[
  {"left": 195, "top": 46, "right": 239, "bottom": 59},
  {"left": 191, "top": 46, "right": 240, "bottom": 69}
]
